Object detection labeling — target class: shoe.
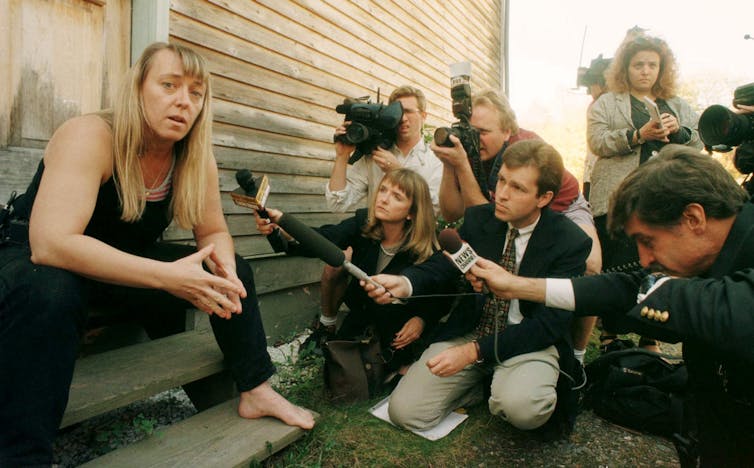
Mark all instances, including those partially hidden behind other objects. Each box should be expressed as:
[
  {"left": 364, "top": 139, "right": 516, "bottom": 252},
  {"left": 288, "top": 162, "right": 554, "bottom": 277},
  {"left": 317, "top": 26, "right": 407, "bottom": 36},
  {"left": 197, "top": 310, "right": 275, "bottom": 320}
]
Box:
[{"left": 298, "top": 320, "right": 336, "bottom": 358}]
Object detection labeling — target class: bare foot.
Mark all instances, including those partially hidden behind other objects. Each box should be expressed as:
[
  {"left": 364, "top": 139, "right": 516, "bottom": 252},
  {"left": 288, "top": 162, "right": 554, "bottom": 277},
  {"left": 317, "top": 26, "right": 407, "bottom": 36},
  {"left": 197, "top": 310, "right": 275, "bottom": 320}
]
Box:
[{"left": 238, "top": 381, "right": 315, "bottom": 430}]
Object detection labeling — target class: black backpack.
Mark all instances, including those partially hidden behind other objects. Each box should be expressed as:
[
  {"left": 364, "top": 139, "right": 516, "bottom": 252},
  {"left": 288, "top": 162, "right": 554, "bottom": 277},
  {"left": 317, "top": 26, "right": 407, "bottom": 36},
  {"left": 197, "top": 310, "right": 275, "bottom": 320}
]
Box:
[{"left": 584, "top": 348, "right": 688, "bottom": 436}]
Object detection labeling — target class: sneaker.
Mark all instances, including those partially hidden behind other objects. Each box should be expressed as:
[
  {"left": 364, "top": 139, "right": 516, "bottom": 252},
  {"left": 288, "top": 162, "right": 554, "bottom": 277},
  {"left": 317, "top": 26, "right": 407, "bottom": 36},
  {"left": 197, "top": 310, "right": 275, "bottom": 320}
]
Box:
[{"left": 299, "top": 321, "right": 336, "bottom": 358}]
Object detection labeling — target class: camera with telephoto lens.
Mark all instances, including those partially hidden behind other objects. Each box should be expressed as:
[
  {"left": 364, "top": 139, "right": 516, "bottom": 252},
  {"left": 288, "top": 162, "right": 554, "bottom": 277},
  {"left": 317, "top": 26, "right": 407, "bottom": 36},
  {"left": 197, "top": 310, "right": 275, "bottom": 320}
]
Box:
[
  {"left": 434, "top": 62, "right": 485, "bottom": 192},
  {"left": 334, "top": 96, "right": 403, "bottom": 165},
  {"left": 699, "top": 82, "right": 754, "bottom": 194}
]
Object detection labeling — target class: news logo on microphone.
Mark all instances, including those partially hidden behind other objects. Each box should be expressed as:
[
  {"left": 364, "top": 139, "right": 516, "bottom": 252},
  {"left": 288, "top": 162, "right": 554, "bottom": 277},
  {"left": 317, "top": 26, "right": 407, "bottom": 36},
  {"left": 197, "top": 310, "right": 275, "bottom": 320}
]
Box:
[{"left": 438, "top": 228, "right": 481, "bottom": 273}]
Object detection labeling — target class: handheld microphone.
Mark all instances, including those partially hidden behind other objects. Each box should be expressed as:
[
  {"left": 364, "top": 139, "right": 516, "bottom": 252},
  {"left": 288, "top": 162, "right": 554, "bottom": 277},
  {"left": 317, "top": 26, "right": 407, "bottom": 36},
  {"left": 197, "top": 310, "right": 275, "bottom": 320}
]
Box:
[
  {"left": 231, "top": 169, "right": 272, "bottom": 217},
  {"left": 439, "top": 228, "right": 488, "bottom": 294},
  {"left": 276, "top": 213, "right": 384, "bottom": 290},
  {"left": 438, "top": 228, "right": 481, "bottom": 273}
]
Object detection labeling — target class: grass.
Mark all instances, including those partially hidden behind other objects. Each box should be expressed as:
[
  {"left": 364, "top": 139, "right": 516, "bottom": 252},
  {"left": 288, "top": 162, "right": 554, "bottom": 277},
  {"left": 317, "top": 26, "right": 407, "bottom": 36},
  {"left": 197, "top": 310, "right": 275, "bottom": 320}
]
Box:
[{"left": 257, "top": 329, "right": 614, "bottom": 467}]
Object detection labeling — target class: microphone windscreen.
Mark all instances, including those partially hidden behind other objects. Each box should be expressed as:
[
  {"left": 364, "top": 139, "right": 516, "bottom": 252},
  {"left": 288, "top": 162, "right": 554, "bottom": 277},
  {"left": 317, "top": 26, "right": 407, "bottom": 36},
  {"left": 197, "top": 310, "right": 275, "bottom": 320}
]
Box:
[
  {"left": 235, "top": 169, "right": 256, "bottom": 195},
  {"left": 438, "top": 228, "right": 463, "bottom": 254},
  {"left": 277, "top": 213, "right": 345, "bottom": 267}
]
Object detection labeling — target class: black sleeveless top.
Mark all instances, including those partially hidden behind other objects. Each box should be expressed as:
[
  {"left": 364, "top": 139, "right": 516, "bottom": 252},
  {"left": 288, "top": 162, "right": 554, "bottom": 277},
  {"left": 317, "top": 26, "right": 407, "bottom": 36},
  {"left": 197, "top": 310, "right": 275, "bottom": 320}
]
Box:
[{"left": 17, "top": 160, "right": 172, "bottom": 254}]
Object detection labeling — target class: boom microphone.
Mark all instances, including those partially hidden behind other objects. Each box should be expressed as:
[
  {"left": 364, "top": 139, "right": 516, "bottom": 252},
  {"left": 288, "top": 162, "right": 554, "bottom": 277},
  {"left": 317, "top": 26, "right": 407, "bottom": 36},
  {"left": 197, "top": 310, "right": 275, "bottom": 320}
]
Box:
[
  {"left": 276, "top": 213, "right": 383, "bottom": 289},
  {"left": 438, "top": 228, "right": 481, "bottom": 273}
]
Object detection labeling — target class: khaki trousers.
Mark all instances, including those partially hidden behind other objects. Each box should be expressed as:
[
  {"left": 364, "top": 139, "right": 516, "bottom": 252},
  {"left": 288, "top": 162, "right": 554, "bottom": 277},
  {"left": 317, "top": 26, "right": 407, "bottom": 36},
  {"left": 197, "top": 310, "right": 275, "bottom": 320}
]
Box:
[{"left": 388, "top": 335, "right": 560, "bottom": 431}]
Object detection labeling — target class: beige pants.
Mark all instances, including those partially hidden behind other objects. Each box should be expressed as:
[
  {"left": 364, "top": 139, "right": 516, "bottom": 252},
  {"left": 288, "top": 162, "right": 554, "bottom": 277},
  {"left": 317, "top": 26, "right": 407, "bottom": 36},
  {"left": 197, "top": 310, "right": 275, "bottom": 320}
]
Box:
[{"left": 388, "top": 335, "right": 560, "bottom": 431}]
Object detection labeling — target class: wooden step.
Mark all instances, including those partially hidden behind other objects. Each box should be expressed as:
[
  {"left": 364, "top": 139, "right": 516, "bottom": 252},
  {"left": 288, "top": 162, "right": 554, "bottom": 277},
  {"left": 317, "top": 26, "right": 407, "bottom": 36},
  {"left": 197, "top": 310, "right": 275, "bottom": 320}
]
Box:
[
  {"left": 62, "top": 329, "right": 224, "bottom": 428},
  {"left": 78, "top": 399, "right": 319, "bottom": 467}
]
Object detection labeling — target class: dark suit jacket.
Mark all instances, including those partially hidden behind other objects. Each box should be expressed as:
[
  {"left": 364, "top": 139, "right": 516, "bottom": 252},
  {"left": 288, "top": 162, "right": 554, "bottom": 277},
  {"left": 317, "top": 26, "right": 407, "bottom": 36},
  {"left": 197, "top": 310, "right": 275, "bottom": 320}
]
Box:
[
  {"left": 572, "top": 202, "right": 754, "bottom": 464},
  {"left": 404, "top": 203, "right": 591, "bottom": 369}
]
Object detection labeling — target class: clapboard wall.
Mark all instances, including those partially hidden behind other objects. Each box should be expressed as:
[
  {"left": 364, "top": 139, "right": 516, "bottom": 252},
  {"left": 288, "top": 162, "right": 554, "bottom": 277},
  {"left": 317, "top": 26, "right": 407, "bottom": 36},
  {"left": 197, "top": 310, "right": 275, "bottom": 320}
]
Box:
[{"left": 0, "top": 0, "right": 505, "bottom": 339}]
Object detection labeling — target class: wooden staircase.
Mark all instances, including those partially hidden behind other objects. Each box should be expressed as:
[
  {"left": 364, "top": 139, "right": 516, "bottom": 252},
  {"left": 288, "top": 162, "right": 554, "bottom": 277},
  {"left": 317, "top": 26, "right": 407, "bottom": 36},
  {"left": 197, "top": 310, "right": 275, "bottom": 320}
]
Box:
[{"left": 62, "top": 322, "right": 316, "bottom": 466}]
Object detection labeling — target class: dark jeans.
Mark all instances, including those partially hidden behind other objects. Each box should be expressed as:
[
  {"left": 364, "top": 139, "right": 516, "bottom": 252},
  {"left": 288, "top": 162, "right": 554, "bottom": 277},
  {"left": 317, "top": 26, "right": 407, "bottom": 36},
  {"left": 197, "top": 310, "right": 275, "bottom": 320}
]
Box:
[{"left": 0, "top": 243, "right": 274, "bottom": 466}]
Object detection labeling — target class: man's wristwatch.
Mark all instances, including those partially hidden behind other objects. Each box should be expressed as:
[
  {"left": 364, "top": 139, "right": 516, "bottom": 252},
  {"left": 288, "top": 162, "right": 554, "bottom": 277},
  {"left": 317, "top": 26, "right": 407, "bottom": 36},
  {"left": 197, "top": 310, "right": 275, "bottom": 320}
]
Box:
[
  {"left": 635, "top": 129, "right": 645, "bottom": 145},
  {"left": 471, "top": 339, "right": 484, "bottom": 364}
]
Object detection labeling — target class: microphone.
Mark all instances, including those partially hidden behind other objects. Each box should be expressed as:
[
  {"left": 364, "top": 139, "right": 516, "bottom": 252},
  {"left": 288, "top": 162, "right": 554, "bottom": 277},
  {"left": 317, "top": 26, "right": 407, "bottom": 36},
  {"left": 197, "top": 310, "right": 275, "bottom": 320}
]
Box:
[
  {"left": 438, "top": 228, "right": 481, "bottom": 273},
  {"left": 230, "top": 169, "right": 271, "bottom": 217},
  {"left": 276, "top": 213, "right": 384, "bottom": 290}
]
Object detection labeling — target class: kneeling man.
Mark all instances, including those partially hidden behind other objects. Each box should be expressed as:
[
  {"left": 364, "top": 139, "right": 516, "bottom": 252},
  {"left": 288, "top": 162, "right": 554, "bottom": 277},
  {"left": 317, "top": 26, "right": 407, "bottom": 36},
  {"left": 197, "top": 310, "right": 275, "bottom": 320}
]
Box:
[{"left": 367, "top": 140, "right": 591, "bottom": 434}]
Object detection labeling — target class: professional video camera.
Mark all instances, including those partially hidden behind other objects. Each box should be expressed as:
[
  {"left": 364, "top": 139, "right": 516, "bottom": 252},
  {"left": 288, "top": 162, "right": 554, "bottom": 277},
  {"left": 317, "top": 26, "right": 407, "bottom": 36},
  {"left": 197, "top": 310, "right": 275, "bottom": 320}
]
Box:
[
  {"left": 576, "top": 54, "right": 611, "bottom": 89},
  {"left": 334, "top": 95, "right": 403, "bottom": 165},
  {"left": 699, "top": 82, "right": 754, "bottom": 194},
  {"left": 433, "top": 62, "right": 484, "bottom": 193}
]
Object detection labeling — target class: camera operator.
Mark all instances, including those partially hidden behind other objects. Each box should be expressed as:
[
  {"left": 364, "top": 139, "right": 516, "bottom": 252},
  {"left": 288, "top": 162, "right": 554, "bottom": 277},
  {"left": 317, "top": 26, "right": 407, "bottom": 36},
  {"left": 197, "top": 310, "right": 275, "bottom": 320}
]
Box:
[
  {"left": 326, "top": 86, "right": 443, "bottom": 214},
  {"left": 450, "top": 145, "right": 754, "bottom": 467},
  {"left": 435, "top": 89, "right": 601, "bottom": 364},
  {"left": 306, "top": 86, "right": 442, "bottom": 355}
]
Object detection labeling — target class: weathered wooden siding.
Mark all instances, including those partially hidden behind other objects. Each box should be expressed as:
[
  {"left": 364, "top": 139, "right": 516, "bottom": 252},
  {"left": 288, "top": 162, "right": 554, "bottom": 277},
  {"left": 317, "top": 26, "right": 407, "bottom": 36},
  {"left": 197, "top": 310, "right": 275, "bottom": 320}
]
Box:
[
  {"left": 0, "top": 0, "right": 130, "bottom": 198},
  {"left": 0, "top": 0, "right": 505, "bottom": 338},
  {"left": 164, "top": 0, "right": 503, "bottom": 278}
]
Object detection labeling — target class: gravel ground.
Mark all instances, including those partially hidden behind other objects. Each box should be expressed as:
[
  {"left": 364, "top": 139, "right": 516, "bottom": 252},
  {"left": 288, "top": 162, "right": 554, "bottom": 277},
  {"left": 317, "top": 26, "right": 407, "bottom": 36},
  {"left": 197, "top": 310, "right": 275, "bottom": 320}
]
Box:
[{"left": 53, "top": 335, "right": 683, "bottom": 467}]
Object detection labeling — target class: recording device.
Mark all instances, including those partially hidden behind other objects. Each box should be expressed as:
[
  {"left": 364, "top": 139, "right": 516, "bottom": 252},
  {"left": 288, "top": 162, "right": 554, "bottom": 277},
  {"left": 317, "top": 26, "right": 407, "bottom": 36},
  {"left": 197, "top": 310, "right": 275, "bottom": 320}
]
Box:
[
  {"left": 231, "top": 169, "right": 271, "bottom": 216},
  {"left": 643, "top": 96, "right": 664, "bottom": 129},
  {"left": 434, "top": 62, "right": 484, "bottom": 193},
  {"left": 334, "top": 95, "right": 403, "bottom": 165},
  {"left": 438, "top": 228, "right": 481, "bottom": 273},
  {"left": 699, "top": 82, "right": 754, "bottom": 194},
  {"left": 276, "top": 213, "right": 385, "bottom": 291},
  {"left": 576, "top": 54, "right": 611, "bottom": 89}
]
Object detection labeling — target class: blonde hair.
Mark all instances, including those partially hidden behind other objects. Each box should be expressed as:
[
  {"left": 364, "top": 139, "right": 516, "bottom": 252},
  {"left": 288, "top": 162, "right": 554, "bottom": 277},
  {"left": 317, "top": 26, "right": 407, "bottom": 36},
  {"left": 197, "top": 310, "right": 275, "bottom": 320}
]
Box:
[
  {"left": 606, "top": 33, "right": 679, "bottom": 100},
  {"left": 389, "top": 85, "right": 427, "bottom": 112},
  {"left": 108, "top": 42, "right": 213, "bottom": 228},
  {"left": 362, "top": 169, "right": 438, "bottom": 263},
  {"left": 473, "top": 89, "right": 520, "bottom": 135}
]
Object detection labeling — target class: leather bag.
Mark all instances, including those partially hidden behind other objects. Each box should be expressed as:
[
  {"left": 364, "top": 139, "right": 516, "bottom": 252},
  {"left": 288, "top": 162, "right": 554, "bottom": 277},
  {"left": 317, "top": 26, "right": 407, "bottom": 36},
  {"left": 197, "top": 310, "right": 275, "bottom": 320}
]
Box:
[{"left": 323, "top": 335, "right": 386, "bottom": 403}]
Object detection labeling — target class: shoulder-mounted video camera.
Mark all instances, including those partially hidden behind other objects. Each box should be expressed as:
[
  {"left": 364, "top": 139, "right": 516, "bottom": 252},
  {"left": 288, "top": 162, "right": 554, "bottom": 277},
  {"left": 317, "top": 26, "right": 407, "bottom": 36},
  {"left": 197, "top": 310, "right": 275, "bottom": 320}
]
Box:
[
  {"left": 433, "top": 62, "right": 484, "bottom": 193},
  {"left": 577, "top": 54, "right": 611, "bottom": 89},
  {"left": 699, "top": 82, "right": 754, "bottom": 194},
  {"left": 334, "top": 95, "right": 403, "bottom": 165}
]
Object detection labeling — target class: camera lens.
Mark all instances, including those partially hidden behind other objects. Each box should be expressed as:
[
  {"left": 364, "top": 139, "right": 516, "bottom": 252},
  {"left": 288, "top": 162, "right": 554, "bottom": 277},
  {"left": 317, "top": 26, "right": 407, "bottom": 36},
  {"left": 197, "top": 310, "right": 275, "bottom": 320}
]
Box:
[
  {"left": 345, "top": 122, "right": 371, "bottom": 144},
  {"left": 699, "top": 104, "right": 754, "bottom": 147}
]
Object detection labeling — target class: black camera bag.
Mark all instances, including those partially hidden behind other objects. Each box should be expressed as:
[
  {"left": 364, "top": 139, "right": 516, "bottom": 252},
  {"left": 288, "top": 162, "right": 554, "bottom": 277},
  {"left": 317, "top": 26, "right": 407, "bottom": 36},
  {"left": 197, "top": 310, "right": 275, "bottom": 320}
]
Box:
[{"left": 584, "top": 348, "right": 687, "bottom": 437}]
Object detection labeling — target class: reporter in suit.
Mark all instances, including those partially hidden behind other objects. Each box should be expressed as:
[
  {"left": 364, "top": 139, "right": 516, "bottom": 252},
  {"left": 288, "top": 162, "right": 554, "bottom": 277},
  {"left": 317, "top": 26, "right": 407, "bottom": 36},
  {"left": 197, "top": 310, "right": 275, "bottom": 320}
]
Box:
[
  {"left": 465, "top": 145, "right": 754, "bottom": 466},
  {"left": 365, "top": 140, "right": 591, "bottom": 435}
]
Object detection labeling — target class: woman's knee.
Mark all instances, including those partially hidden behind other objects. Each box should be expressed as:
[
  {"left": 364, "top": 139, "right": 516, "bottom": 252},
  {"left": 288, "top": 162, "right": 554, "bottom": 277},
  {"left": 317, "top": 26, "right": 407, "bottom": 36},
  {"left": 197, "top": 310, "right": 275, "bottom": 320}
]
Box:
[
  {"left": 18, "top": 266, "right": 86, "bottom": 328},
  {"left": 489, "top": 387, "right": 557, "bottom": 430}
]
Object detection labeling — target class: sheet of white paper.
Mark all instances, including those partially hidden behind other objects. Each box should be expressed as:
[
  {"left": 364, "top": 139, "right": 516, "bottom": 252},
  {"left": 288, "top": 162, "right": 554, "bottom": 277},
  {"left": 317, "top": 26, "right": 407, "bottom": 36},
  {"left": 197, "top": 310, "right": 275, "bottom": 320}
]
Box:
[{"left": 368, "top": 397, "right": 468, "bottom": 441}]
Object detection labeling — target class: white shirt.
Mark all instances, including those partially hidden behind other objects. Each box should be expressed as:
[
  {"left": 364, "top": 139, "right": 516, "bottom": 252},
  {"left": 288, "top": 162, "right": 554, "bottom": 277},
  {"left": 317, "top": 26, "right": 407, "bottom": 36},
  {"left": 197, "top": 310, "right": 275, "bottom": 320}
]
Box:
[{"left": 324, "top": 139, "right": 443, "bottom": 213}]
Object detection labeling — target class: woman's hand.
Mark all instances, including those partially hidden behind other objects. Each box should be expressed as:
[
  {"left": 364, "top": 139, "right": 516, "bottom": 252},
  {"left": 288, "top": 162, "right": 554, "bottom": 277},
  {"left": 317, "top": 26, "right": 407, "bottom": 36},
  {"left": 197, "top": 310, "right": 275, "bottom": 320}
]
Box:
[
  {"left": 163, "top": 244, "right": 246, "bottom": 319},
  {"left": 392, "top": 316, "right": 425, "bottom": 349},
  {"left": 660, "top": 113, "right": 681, "bottom": 135},
  {"left": 254, "top": 208, "right": 283, "bottom": 236},
  {"left": 639, "top": 119, "right": 670, "bottom": 143}
]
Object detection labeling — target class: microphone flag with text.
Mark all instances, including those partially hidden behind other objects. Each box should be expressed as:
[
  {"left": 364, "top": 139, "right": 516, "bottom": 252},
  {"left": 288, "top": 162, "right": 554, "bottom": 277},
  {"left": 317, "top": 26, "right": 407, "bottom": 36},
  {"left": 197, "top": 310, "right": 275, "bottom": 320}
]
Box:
[
  {"left": 438, "top": 228, "right": 482, "bottom": 273},
  {"left": 231, "top": 169, "right": 271, "bottom": 217}
]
